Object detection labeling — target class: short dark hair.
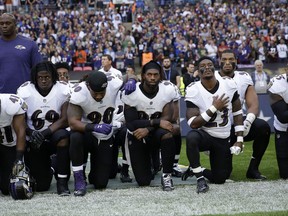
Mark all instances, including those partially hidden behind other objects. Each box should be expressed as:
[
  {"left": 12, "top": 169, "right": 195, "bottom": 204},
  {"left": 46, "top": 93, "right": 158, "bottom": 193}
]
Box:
[
  {"left": 196, "top": 56, "right": 213, "bottom": 67},
  {"left": 141, "top": 60, "right": 164, "bottom": 81},
  {"left": 54, "top": 62, "right": 71, "bottom": 71},
  {"left": 102, "top": 54, "right": 113, "bottom": 61}
]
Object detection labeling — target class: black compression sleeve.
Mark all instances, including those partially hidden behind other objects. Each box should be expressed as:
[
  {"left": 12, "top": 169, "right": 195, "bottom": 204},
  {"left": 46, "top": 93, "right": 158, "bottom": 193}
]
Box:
[
  {"left": 271, "top": 100, "right": 288, "bottom": 123},
  {"left": 124, "top": 106, "right": 152, "bottom": 131}
]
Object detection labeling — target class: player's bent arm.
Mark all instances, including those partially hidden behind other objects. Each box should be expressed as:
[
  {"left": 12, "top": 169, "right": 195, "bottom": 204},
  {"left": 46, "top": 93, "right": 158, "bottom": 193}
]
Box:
[
  {"left": 67, "top": 103, "right": 86, "bottom": 132},
  {"left": 270, "top": 93, "right": 288, "bottom": 123},
  {"left": 245, "top": 85, "right": 259, "bottom": 116},
  {"left": 186, "top": 101, "right": 216, "bottom": 129},
  {"left": 161, "top": 102, "right": 173, "bottom": 121},
  {"left": 232, "top": 97, "right": 244, "bottom": 151},
  {"left": 124, "top": 104, "right": 152, "bottom": 131},
  {"left": 232, "top": 98, "right": 244, "bottom": 137},
  {"left": 48, "top": 101, "right": 69, "bottom": 133},
  {"left": 12, "top": 114, "right": 26, "bottom": 153},
  {"left": 171, "top": 100, "right": 180, "bottom": 124}
]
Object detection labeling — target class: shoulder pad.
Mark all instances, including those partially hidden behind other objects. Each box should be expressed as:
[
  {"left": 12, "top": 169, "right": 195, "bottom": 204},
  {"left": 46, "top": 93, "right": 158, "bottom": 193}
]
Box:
[
  {"left": 185, "top": 82, "right": 199, "bottom": 101},
  {"left": 16, "top": 82, "right": 33, "bottom": 99},
  {"left": 55, "top": 81, "right": 71, "bottom": 97},
  {"left": 5, "top": 94, "right": 27, "bottom": 115},
  {"left": 268, "top": 74, "right": 287, "bottom": 94},
  {"left": 70, "top": 82, "right": 88, "bottom": 105}
]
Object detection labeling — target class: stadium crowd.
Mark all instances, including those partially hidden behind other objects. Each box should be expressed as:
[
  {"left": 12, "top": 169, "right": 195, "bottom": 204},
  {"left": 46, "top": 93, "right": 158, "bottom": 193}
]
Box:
[
  {"left": 0, "top": 0, "right": 288, "bottom": 199},
  {"left": 0, "top": 0, "right": 287, "bottom": 72}
]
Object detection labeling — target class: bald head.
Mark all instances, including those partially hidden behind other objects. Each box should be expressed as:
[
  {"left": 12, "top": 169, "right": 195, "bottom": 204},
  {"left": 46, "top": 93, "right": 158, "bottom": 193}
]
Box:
[{"left": 0, "top": 13, "right": 17, "bottom": 40}]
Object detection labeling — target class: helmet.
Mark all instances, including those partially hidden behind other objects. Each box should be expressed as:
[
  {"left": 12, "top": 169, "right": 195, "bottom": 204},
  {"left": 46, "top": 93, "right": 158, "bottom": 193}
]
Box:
[{"left": 9, "top": 166, "right": 36, "bottom": 200}]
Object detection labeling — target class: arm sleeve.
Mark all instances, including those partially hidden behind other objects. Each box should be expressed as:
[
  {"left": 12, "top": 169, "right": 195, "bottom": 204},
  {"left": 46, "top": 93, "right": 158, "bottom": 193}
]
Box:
[
  {"left": 124, "top": 106, "right": 151, "bottom": 131},
  {"left": 271, "top": 100, "right": 288, "bottom": 123}
]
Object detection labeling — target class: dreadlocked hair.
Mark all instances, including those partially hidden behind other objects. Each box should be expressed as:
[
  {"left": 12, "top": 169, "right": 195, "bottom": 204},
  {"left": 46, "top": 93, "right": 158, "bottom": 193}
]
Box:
[{"left": 31, "top": 61, "right": 59, "bottom": 85}]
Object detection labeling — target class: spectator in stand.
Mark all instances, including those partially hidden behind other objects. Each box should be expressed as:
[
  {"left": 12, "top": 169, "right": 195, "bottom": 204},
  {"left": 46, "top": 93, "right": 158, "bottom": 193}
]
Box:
[
  {"left": 162, "top": 56, "right": 181, "bottom": 89},
  {"left": 73, "top": 46, "right": 87, "bottom": 68},
  {"left": 182, "top": 62, "right": 199, "bottom": 90},
  {"left": 115, "top": 44, "right": 125, "bottom": 73},
  {"left": 124, "top": 44, "right": 136, "bottom": 68},
  {"left": 51, "top": 51, "right": 62, "bottom": 64},
  {"left": 204, "top": 39, "right": 218, "bottom": 66},
  {"left": 266, "top": 40, "right": 278, "bottom": 63},
  {"left": 238, "top": 40, "right": 252, "bottom": 65},
  {"left": 276, "top": 39, "right": 288, "bottom": 63},
  {"left": 251, "top": 60, "right": 271, "bottom": 94}
]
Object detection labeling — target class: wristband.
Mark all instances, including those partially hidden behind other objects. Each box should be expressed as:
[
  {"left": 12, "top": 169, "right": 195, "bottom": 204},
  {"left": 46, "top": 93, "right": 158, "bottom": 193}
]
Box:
[
  {"left": 85, "top": 123, "right": 95, "bottom": 132},
  {"left": 16, "top": 150, "right": 24, "bottom": 161},
  {"left": 151, "top": 119, "right": 160, "bottom": 127},
  {"left": 246, "top": 113, "right": 256, "bottom": 124},
  {"left": 233, "top": 109, "right": 243, "bottom": 116},
  {"left": 237, "top": 136, "right": 244, "bottom": 143},
  {"left": 201, "top": 112, "right": 211, "bottom": 122},
  {"left": 209, "top": 105, "right": 217, "bottom": 114},
  {"left": 187, "top": 116, "right": 196, "bottom": 126},
  {"left": 234, "top": 125, "right": 244, "bottom": 132}
]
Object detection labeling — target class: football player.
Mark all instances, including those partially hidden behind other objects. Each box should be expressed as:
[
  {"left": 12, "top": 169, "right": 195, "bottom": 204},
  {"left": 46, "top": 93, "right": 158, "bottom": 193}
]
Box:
[
  {"left": 17, "top": 61, "right": 71, "bottom": 196},
  {"left": 217, "top": 50, "right": 271, "bottom": 180},
  {"left": 68, "top": 71, "right": 123, "bottom": 196},
  {"left": 268, "top": 65, "right": 288, "bottom": 179},
  {"left": 121, "top": 60, "right": 178, "bottom": 191},
  {"left": 185, "top": 56, "right": 244, "bottom": 193},
  {"left": 55, "top": 62, "right": 70, "bottom": 84},
  {"left": 0, "top": 94, "right": 27, "bottom": 196}
]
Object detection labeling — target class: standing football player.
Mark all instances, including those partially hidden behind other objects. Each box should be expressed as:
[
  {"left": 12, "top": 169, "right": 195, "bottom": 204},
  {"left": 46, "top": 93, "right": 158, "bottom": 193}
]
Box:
[
  {"left": 268, "top": 65, "right": 288, "bottom": 179},
  {"left": 185, "top": 56, "right": 244, "bottom": 193},
  {"left": 217, "top": 50, "right": 271, "bottom": 180},
  {"left": 121, "top": 60, "right": 178, "bottom": 191},
  {"left": 0, "top": 94, "right": 27, "bottom": 196},
  {"left": 17, "top": 61, "right": 71, "bottom": 196},
  {"left": 68, "top": 71, "right": 123, "bottom": 196}
]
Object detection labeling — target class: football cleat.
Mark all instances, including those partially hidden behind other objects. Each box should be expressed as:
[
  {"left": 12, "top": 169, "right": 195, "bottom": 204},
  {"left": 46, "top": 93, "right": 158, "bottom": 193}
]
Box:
[
  {"left": 161, "top": 174, "right": 174, "bottom": 191},
  {"left": 57, "top": 178, "right": 70, "bottom": 196},
  {"left": 120, "top": 170, "right": 132, "bottom": 183},
  {"left": 181, "top": 166, "right": 194, "bottom": 181},
  {"left": 73, "top": 171, "right": 86, "bottom": 196},
  {"left": 246, "top": 170, "right": 267, "bottom": 180},
  {"left": 196, "top": 178, "right": 209, "bottom": 194},
  {"left": 172, "top": 165, "right": 183, "bottom": 178}
]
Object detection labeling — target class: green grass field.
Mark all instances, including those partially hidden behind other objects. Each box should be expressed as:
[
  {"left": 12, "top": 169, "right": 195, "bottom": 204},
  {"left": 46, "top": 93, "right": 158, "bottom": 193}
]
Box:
[{"left": 179, "top": 133, "right": 279, "bottom": 181}]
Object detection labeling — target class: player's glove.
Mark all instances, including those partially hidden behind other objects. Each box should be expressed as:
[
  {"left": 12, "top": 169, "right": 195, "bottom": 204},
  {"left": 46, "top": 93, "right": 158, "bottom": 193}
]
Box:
[
  {"left": 29, "top": 128, "right": 52, "bottom": 149},
  {"left": 30, "top": 131, "right": 45, "bottom": 149},
  {"left": 94, "top": 124, "right": 113, "bottom": 135},
  {"left": 181, "top": 166, "right": 194, "bottom": 181},
  {"left": 123, "top": 79, "right": 137, "bottom": 95},
  {"left": 243, "top": 113, "right": 256, "bottom": 137},
  {"left": 12, "top": 160, "right": 25, "bottom": 176},
  {"left": 230, "top": 146, "right": 242, "bottom": 155}
]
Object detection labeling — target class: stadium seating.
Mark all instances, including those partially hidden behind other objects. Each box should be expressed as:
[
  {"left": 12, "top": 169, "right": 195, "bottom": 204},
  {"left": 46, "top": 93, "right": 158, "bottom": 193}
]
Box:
[
  {"left": 73, "top": 67, "right": 83, "bottom": 71},
  {"left": 83, "top": 66, "right": 93, "bottom": 71}
]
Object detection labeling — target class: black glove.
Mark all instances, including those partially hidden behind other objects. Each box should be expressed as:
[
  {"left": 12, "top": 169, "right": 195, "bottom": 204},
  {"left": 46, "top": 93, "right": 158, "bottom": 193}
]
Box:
[
  {"left": 181, "top": 166, "right": 194, "bottom": 181},
  {"left": 29, "top": 128, "right": 52, "bottom": 149},
  {"left": 30, "top": 131, "right": 45, "bottom": 149},
  {"left": 12, "top": 160, "right": 24, "bottom": 176}
]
